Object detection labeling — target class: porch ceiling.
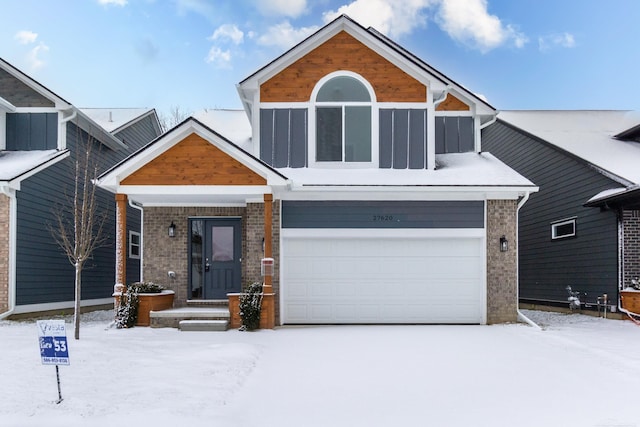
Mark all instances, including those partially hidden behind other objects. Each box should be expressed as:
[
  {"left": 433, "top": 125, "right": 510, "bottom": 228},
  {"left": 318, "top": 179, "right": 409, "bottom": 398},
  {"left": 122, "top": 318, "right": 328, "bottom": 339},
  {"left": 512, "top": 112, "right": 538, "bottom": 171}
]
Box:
[{"left": 122, "top": 185, "right": 273, "bottom": 206}]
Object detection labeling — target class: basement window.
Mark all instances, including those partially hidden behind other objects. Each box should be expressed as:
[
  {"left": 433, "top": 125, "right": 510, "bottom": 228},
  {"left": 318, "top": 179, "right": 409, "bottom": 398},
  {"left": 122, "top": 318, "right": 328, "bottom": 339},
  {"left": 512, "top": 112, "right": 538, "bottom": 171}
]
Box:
[{"left": 551, "top": 218, "right": 576, "bottom": 240}]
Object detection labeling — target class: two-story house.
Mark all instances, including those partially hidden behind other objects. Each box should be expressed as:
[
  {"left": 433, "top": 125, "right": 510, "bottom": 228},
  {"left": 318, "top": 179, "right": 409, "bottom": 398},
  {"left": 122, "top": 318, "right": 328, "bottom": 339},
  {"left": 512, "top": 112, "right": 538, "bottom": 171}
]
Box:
[
  {"left": 0, "top": 58, "right": 162, "bottom": 318},
  {"left": 97, "top": 15, "right": 537, "bottom": 325}
]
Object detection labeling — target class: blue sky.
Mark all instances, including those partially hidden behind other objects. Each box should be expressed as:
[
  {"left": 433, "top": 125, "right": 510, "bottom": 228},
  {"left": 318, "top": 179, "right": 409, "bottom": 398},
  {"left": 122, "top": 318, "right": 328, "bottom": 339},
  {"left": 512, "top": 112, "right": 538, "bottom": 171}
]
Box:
[{"left": 1, "top": 0, "right": 638, "bottom": 117}]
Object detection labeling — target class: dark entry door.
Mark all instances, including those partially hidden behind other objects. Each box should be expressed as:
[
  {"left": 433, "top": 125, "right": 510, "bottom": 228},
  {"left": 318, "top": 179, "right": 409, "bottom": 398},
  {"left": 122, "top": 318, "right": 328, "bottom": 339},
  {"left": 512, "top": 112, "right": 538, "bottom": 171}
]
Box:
[{"left": 190, "top": 218, "right": 242, "bottom": 299}]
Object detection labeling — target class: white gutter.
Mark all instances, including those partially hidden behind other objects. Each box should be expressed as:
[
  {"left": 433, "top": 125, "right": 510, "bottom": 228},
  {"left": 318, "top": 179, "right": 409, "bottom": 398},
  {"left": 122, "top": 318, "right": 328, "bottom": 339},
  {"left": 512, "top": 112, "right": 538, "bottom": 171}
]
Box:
[
  {"left": 433, "top": 88, "right": 450, "bottom": 108},
  {"left": 479, "top": 114, "right": 498, "bottom": 130},
  {"left": 0, "top": 186, "right": 17, "bottom": 320},
  {"left": 128, "top": 199, "right": 144, "bottom": 281},
  {"left": 515, "top": 191, "right": 541, "bottom": 329}
]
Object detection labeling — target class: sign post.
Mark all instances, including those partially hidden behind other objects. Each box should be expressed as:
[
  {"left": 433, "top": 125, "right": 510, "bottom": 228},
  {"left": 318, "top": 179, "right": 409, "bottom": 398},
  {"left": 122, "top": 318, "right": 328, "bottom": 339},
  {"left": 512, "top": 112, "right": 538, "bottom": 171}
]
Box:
[{"left": 37, "top": 320, "right": 70, "bottom": 404}]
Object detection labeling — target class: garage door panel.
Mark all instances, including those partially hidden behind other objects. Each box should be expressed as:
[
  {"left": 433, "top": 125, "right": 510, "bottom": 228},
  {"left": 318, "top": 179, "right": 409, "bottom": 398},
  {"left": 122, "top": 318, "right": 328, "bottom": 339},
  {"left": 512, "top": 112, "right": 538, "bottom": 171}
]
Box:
[{"left": 283, "top": 236, "right": 483, "bottom": 324}]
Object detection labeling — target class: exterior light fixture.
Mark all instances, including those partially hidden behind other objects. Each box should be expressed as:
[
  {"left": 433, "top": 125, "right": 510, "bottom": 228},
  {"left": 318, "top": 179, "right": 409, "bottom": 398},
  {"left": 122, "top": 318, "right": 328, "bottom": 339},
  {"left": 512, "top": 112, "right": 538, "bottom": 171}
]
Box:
[
  {"left": 168, "top": 221, "right": 176, "bottom": 238},
  {"left": 500, "top": 235, "right": 508, "bottom": 252}
]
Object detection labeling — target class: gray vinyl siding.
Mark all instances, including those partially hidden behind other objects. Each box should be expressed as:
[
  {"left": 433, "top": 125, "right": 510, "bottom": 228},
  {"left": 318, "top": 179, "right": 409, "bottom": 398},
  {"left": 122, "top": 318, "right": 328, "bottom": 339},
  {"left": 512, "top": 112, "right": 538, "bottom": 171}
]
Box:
[
  {"left": 0, "top": 68, "right": 54, "bottom": 108},
  {"left": 282, "top": 201, "right": 484, "bottom": 229},
  {"left": 379, "top": 109, "right": 427, "bottom": 169},
  {"left": 6, "top": 113, "right": 58, "bottom": 150},
  {"left": 482, "top": 120, "right": 619, "bottom": 305},
  {"left": 435, "top": 116, "right": 474, "bottom": 154},
  {"left": 14, "top": 119, "right": 148, "bottom": 306},
  {"left": 260, "top": 109, "right": 307, "bottom": 168},
  {"left": 113, "top": 114, "right": 162, "bottom": 152}
]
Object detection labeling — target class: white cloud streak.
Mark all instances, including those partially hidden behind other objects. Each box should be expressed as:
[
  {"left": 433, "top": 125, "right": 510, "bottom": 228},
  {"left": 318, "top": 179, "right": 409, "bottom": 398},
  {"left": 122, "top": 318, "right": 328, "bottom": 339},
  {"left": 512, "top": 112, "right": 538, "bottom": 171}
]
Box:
[
  {"left": 255, "top": 0, "right": 308, "bottom": 18},
  {"left": 14, "top": 30, "right": 38, "bottom": 45},
  {"left": 209, "top": 24, "right": 244, "bottom": 45},
  {"left": 435, "top": 0, "right": 527, "bottom": 52},
  {"left": 27, "top": 43, "right": 49, "bottom": 70},
  {"left": 98, "top": 0, "right": 128, "bottom": 6},
  {"left": 205, "top": 46, "right": 232, "bottom": 68},
  {"left": 538, "top": 32, "right": 576, "bottom": 52},
  {"left": 257, "top": 21, "right": 319, "bottom": 50}
]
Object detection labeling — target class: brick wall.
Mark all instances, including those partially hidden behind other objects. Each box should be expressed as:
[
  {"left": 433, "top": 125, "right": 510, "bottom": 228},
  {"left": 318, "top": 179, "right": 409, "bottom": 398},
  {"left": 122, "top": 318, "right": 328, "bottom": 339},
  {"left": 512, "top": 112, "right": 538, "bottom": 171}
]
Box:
[
  {"left": 623, "top": 210, "right": 640, "bottom": 287},
  {"left": 0, "top": 194, "right": 9, "bottom": 313},
  {"left": 142, "top": 203, "right": 281, "bottom": 321},
  {"left": 486, "top": 199, "right": 518, "bottom": 324}
]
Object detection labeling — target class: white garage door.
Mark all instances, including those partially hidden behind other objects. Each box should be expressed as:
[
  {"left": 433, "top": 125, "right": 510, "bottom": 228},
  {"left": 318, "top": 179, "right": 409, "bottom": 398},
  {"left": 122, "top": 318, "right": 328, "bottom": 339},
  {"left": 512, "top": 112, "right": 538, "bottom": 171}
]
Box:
[{"left": 281, "top": 230, "right": 485, "bottom": 324}]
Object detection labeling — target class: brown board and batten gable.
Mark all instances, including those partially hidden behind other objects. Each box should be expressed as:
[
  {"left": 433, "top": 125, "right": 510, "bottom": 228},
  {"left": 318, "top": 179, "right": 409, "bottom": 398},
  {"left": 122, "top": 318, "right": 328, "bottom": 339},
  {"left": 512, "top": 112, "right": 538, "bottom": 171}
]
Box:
[
  {"left": 436, "top": 93, "right": 470, "bottom": 111},
  {"left": 122, "top": 133, "right": 267, "bottom": 186},
  {"left": 260, "top": 31, "right": 427, "bottom": 103}
]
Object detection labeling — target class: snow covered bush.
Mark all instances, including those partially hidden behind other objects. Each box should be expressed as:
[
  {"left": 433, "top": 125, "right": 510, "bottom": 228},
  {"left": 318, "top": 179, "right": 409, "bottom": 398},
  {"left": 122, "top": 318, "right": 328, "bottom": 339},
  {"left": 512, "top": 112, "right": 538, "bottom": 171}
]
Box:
[
  {"left": 115, "top": 282, "right": 164, "bottom": 328},
  {"left": 239, "top": 282, "right": 263, "bottom": 331}
]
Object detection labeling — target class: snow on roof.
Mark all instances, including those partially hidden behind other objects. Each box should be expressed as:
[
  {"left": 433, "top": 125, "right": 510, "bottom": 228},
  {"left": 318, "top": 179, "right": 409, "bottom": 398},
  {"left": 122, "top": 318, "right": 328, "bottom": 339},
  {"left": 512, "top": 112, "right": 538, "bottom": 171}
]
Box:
[
  {"left": 193, "top": 109, "right": 252, "bottom": 151},
  {"left": 280, "top": 152, "right": 536, "bottom": 188},
  {"left": 80, "top": 108, "right": 153, "bottom": 133},
  {"left": 499, "top": 110, "right": 640, "bottom": 185},
  {"left": 0, "top": 150, "right": 64, "bottom": 181}
]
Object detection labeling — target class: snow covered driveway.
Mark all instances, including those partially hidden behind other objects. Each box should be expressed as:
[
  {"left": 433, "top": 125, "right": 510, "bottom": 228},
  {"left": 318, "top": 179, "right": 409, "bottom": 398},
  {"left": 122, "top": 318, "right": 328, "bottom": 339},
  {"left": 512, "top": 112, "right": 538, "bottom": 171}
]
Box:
[{"left": 1, "top": 310, "right": 639, "bottom": 427}]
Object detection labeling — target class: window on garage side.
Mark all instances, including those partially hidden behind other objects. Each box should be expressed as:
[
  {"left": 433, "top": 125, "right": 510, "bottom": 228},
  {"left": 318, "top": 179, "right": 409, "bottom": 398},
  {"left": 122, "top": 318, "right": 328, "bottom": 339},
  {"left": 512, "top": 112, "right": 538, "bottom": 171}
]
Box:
[
  {"left": 551, "top": 218, "right": 576, "bottom": 240},
  {"left": 129, "top": 230, "right": 141, "bottom": 259}
]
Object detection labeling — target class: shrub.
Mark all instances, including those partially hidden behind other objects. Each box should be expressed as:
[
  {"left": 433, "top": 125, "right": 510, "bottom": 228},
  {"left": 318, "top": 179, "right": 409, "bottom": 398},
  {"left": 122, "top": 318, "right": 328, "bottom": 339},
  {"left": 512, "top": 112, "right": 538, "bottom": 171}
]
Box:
[{"left": 239, "top": 282, "right": 263, "bottom": 331}]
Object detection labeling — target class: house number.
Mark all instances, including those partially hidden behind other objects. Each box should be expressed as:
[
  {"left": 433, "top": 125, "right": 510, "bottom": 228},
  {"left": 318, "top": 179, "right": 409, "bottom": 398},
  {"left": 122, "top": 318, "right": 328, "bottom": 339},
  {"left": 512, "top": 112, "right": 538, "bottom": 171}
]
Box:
[{"left": 373, "top": 215, "right": 394, "bottom": 221}]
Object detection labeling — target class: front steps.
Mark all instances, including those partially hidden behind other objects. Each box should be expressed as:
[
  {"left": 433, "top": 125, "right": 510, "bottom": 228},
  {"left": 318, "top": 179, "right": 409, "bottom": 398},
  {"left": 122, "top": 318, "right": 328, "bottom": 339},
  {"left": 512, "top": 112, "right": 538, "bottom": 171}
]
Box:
[{"left": 150, "top": 301, "right": 231, "bottom": 330}]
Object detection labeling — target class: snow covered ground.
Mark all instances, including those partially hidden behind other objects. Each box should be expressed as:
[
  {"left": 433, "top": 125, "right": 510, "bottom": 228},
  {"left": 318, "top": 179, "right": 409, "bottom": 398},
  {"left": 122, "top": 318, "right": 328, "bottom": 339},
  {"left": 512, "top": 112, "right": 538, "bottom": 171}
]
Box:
[{"left": 1, "top": 309, "right": 639, "bottom": 427}]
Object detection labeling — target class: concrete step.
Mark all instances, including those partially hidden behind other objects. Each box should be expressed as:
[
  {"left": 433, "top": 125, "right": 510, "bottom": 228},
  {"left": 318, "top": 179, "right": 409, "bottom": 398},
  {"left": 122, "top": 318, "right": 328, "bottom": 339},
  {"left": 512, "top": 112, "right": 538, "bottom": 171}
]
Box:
[
  {"left": 186, "top": 299, "right": 229, "bottom": 308},
  {"left": 150, "top": 307, "right": 230, "bottom": 328},
  {"left": 179, "top": 319, "right": 229, "bottom": 332}
]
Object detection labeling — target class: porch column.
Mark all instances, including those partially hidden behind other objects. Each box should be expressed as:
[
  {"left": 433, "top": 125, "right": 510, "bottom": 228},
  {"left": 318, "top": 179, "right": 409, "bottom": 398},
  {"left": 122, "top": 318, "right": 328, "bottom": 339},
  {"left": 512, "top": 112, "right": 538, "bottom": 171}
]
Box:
[
  {"left": 115, "top": 193, "right": 127, "bottom": 286},
  {"left": 263, "top": 193, "right": 273, "bottom": 292}
]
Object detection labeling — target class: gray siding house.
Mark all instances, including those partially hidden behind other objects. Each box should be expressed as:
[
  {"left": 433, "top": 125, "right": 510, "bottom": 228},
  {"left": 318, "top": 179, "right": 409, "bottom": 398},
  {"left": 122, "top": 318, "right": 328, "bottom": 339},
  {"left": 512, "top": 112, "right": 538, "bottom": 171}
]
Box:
[
  {"left": 0, "top": 58, "right": 161, "bottom": 317},
  {"left": 483, "top": 110, "right": 640, "bottom": 312}
]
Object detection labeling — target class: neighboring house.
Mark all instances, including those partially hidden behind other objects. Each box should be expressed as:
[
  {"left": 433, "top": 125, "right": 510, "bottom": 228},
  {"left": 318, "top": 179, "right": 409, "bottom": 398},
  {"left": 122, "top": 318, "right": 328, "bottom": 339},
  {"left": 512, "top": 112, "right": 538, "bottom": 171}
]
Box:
[
  {"left": 0, "top": 58, "right": 162, "bottom": 318},
  {"left": 97, "top": 15, "right": 537, "bottom": 326},
  {"left": 483, "top": 110, "right": 640, "bottom": 311}
]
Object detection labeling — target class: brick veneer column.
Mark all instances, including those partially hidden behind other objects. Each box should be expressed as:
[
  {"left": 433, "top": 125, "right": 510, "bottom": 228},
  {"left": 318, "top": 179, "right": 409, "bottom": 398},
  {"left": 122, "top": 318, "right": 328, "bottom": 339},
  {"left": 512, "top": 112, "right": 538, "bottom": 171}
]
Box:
[
  {"left": 623, "top": 210, "right": 640, "bottom": 287},
  {"left": 0, "top": 194, "right": 9, "bottom": 313},
  {"left": 486, "top": 199, "right": 518, "bottom": 324}
]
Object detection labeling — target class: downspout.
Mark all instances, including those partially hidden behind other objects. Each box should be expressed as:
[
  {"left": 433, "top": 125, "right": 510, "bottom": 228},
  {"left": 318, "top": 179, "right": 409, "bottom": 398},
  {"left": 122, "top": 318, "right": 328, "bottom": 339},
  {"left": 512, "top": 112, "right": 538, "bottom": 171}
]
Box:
[
  {"left": 479, "top": 114, "right": 498, "bottom": 130},
  {"left": 128, "top": 199, "right": 144, "bottom": 282},
  {"left": 433, "top": 88, "right": 450, "bottom": 108},
  {"left": 0, "top": 186, "right": 16, "bottom": 320},
  {"left": 515, "top": 191, "right": 541, "bottom": 329}
]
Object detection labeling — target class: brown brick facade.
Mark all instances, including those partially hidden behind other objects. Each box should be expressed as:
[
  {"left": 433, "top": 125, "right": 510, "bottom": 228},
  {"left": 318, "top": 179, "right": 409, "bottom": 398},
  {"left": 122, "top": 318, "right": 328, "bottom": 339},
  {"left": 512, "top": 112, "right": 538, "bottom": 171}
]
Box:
[
  {"left": 142, "top": 202, "right": 281, "bottom": 323},
  {"left": 0, "top": 194, "right": 9, "bottom": 314},
  {"left": 486, "top": 199, "right": 519, "bottom": 324},
  {"left": 623, "top": 210, "right": 640, "bottom": 287}
]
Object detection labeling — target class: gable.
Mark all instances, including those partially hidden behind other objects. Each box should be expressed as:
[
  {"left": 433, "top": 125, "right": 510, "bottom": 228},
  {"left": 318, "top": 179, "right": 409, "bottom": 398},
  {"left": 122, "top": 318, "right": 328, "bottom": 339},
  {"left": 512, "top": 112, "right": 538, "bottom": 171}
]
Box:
[
  {"left": 436, "top": 94, "right": 470, "bottom": 111},
  {"left": 121, "top": 133, "right": 267, "bottom": 186},
  {"left": 260, "top": 31, "right": 426, "bottom": 103},
  {"left": 0, "top": 68, "right": 54, "bottom": 108}
]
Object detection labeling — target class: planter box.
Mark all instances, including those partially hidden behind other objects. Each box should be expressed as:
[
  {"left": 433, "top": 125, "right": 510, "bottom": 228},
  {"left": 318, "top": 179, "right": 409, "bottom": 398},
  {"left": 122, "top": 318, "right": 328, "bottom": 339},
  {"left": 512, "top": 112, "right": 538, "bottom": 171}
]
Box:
[
  {"left": 136, "top": 290, "right": 175, "bottom": 326},
  {"left": 621, "top": 290, "right": 640, "bottom": 314},
  {"left": 228, "top": 292, "right": 275, "bottom": 329}
]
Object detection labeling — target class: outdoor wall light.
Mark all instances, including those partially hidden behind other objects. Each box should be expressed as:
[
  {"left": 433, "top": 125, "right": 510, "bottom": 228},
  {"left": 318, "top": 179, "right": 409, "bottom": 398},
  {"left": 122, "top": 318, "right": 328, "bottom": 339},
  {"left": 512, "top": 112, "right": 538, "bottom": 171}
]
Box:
[
  {"left": 500, "top": 235, "right": 508, "bottom": 252},
  {"left": 168, "top": 221, "right": 176, "bottom": 238}
]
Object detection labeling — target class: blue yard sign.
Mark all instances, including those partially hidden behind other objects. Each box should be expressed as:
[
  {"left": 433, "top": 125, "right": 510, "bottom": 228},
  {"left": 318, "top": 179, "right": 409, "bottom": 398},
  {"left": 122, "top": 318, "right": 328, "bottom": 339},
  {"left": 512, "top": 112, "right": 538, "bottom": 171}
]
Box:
[{"left": 37, "top": 320, "right": 70, "bottom": 366}]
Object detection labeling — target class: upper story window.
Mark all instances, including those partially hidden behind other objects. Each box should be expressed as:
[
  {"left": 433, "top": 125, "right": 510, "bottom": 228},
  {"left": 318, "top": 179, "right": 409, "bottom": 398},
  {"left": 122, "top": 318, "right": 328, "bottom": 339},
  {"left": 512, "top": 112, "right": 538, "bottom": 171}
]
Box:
[
  {"left": 551, "top": 217, "right": 576, "bottom": 240},
  {"left": 313, "top": 74, "right": 373, "bottom": 164}
]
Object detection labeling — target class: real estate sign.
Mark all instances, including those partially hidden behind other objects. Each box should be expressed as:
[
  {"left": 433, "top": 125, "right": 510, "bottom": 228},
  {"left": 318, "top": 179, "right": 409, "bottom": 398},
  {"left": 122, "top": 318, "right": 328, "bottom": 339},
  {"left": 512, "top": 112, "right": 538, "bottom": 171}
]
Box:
[{"left": 37, "top": 320, "right": 70, "bottom": 366}]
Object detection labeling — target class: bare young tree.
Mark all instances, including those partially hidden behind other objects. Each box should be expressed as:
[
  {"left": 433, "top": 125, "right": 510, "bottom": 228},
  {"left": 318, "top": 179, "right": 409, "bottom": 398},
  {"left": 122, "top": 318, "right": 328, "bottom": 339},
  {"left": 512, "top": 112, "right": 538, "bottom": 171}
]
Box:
[
  {"left": 50, "top": 128, "right": 108, "bottom": 340},
  {"left": 158, "top": 105, "right": 191, "bottom": 132}
]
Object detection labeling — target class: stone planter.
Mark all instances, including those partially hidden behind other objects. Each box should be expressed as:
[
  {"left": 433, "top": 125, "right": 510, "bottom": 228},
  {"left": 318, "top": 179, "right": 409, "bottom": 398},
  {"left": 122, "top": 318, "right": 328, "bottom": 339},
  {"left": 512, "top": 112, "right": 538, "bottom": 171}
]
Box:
[
  {"left": 136, "top": 290, "right": 175, "bottom": 326},
  {"left": 620, "top": 289, "right": 640, "bottom": 314}
]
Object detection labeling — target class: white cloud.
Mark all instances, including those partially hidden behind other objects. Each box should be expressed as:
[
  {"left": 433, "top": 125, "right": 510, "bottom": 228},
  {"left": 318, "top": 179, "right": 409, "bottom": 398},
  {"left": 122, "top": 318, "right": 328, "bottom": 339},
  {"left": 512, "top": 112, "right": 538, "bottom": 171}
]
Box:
[
  {"left": 98, "top": 0, "right": 128, "bottom": 6},
  {"left": 255, "top": 0, "right": 308, "bottom": 18},
  {"left": 257, "top": 21, "right": 319, "bottom": 50},
  {"left": 27, "top": 43, "right": 49, "bottom": 70},
  {"left": 14, "top": 30, "right": 38, "bottom": 45},
  {"left": 209, "top": 24, "right": 244, "bottom": 45},
  {"left": 175, "top": 0, "right": 216, "bottom": 20},
  {"left": 538, "top": 32, "right": 576, "bottom": 52},
  {"left": 435, "top": 0, "right": 527, "bottom": 52},
  {"left": 323, "top": 0, "right": 433, "bottom": 39},
  {"left": 205, "top": 46, "right": 232, "bottom": 68}
]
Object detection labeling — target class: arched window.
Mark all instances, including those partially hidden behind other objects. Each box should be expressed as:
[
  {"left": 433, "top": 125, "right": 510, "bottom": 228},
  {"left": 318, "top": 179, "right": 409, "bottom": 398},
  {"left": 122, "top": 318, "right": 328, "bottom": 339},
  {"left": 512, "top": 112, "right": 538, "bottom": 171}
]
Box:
[{"left": 314, "top": 74, "right": 373, "bottom": 163}]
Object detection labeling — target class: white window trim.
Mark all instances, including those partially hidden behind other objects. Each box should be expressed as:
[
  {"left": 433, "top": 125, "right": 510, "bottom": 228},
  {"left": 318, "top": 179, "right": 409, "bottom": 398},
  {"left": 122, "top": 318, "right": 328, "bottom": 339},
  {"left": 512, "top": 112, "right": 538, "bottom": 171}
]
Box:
[
  {"left": 129, "top": 230, "right": 141, "bottom": 259},
  {"left": 309, "top": 71, "right": 379, "bottom": 168},
  {"left": 551, "top": 217, "right": 576, "bottom": 240}
]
